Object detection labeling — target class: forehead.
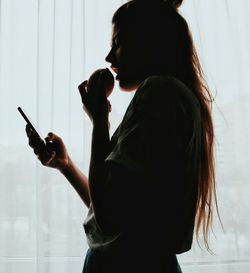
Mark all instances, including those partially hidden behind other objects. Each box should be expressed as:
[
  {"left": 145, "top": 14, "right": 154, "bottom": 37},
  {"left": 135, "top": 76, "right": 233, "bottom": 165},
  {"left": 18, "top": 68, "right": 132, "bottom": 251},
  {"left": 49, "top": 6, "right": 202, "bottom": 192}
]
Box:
[
  {"left": 111, "top": 23, "right": 135, "bottom": 44},
  {"left": 112, "top": 23, "right": 121, "bottom": 40}
]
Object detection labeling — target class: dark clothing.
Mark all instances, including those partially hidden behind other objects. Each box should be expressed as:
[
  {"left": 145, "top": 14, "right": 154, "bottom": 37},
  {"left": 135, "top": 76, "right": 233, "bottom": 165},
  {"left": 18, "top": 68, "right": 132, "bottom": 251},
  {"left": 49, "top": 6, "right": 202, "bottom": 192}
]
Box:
[
  {"left": 83, "top": 76, "right": 201, "bottom": 271},
  {"left": 82, "top": 248, "right": 183, "bottom": 273}
]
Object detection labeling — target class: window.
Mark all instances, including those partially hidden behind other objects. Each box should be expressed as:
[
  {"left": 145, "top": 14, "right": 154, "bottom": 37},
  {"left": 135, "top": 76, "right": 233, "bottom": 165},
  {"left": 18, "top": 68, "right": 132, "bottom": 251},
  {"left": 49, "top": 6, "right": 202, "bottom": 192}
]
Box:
[{"left": 0, "top": 1, "right": 249, "bottom": 272}]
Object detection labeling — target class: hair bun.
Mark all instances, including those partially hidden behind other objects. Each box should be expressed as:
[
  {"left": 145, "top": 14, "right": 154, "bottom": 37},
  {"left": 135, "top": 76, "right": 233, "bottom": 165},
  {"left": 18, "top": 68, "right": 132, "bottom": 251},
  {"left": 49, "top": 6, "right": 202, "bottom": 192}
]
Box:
[
  {"left": 165, "top": 0, "right": 183, "bottom": 9},
  {"left": 134, "top": 0, "right": 183, "bottom": 10}
]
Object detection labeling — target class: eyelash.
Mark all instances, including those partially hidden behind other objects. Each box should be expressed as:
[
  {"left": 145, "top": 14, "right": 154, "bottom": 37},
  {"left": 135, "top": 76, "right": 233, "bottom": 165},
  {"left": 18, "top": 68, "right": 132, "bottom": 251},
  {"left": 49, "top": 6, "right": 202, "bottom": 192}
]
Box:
[{"left": 112, "top": 39, "right": 119, "bottom": 48}]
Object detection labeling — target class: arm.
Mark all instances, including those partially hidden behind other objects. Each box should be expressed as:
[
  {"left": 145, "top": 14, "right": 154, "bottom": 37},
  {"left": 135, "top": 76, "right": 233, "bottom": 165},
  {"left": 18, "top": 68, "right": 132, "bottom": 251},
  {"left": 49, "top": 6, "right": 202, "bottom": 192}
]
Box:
[
  {"left": 78, "top": 76, "right": 113, "bottom": 231},
  {"left": 26, "top": 127, "right": 91, "bottom": 207},
  {"left": 25, "top": 71, "right": 113, "bottom": 210},
  {"left": 60, "top": 157, "right": 91, "bottom": 208},
  {"left": 88, "top": 119, "right": 112, "bottom": 230}
]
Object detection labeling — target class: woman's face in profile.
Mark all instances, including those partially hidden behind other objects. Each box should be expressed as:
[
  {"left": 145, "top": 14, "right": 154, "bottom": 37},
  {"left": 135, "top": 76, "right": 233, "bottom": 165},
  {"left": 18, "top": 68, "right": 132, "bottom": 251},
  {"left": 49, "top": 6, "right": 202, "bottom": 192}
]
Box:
[{"left": 105, "top": 23, "right": 150, "bottom": 91}]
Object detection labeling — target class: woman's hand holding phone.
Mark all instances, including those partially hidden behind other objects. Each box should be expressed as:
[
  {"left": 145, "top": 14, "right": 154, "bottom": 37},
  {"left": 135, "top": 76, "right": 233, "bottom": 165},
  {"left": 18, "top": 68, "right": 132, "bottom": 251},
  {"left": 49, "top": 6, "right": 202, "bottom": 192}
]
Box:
[
  {"left": 25, "top": 125, "right": 70, "bottom": 171},
  {"left": 18, "top": 107, "right": 70, "bottom": 171}
]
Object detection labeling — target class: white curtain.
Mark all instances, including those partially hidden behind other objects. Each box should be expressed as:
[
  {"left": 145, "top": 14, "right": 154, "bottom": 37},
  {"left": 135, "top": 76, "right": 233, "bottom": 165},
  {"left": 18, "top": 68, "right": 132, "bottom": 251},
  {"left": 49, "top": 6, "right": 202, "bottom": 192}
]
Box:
[{"left": 0, "top": 0, "right": 249, "bottom": 272}]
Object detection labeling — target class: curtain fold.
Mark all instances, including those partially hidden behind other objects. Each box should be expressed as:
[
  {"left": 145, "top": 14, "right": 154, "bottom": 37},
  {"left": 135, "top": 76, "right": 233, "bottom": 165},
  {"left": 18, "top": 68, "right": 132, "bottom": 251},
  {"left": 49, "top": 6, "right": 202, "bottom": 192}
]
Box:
[{"left": 0, "top": 0, "right": 249, "bottom": 272}]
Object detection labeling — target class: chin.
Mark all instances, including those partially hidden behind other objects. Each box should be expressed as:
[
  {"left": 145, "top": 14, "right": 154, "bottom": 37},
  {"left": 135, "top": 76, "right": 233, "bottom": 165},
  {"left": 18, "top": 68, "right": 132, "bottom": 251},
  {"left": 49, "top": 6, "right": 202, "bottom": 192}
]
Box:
[{"left": 117, "top": 77, "right": 141, "bottom": 92}]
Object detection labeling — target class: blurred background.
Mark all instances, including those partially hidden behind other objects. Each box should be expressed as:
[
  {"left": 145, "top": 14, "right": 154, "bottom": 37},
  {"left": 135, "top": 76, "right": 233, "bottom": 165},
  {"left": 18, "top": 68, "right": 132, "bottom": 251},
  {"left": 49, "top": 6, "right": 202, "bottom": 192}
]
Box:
[{"left": 0, "top": 0, "right": 249, "bottom": 272}]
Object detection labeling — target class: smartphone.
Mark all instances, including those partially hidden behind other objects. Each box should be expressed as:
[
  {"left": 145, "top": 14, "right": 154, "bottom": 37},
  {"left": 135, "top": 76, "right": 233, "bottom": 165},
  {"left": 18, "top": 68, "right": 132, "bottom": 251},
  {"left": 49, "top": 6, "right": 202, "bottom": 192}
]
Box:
[{"left": 17, "top": 106, "right": 43, "bottom": 139}]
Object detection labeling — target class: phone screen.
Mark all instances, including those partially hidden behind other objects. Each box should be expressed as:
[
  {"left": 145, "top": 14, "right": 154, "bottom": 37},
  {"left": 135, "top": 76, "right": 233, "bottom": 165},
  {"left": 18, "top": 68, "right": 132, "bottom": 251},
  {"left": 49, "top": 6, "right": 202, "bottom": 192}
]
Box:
[{"left": 17, "top": 107, "right": 43, "bottom": 139}]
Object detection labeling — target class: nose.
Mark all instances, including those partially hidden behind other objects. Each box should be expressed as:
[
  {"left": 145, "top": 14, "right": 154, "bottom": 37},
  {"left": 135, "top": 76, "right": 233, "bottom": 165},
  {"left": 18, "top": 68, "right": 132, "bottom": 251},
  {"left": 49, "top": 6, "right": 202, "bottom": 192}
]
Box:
[{"left": 105, "top": 48, "right": 114, "bottom": 64}]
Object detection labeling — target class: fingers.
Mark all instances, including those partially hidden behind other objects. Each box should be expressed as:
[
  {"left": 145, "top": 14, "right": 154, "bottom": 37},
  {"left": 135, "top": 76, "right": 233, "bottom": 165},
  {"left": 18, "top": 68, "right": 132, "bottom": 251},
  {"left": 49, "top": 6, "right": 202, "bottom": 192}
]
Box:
[
  {"left": 44, "top": 132, "right": 64, "bottom": 158},
  {"left": 40, "top": 133, "right": 62, "bottom": 166},
  {"left": 78, "top": 75, "right": 110, "bottom": 124},
  {"left": 97, "top": 71, "right": 104, "bottom": 90},
  {"left": 25, "top": 124, "right": 30, "bottom": 137},
  {"left": 33, "top": 139, "right": 45, "bottom": 155},
  {"left": 26, "top": 124, "right": 42, "bottom": 148},
  {"left": 107, "top": 99, "right": 112, "bottom": 113},
  {"left": 45, "top": 132, "right": 63, "bottom": 146},
  {"left": 78, "top": 80, "right": 88, "bottom": 102},
  {"left": 25, "top": 125, "right": 66, "bottom": 168},
  {"left": 26, "top": 124, "right": 34, "bottom": 137},
  {"left": 35, "top": 137, "right": 56, "bottom": 166},
  {"left": 26, "top": 125, "right": 53, "bottom": 161},
  {"left": 40, "top": 150, "right": 56, "bottom": 166}
]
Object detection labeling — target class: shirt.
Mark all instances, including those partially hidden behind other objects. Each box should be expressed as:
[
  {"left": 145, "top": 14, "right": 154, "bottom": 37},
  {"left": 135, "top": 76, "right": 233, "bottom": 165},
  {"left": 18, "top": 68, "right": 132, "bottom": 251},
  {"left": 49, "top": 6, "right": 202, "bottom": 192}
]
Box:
[{"left": 83, "top": 75, "right": 201, "bottom": 254}]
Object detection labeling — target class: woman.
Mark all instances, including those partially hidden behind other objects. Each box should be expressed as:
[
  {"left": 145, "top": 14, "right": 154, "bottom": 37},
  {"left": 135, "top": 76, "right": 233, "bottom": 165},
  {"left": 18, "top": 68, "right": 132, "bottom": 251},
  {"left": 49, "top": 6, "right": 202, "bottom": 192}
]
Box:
[{"left": 26, "top": 0, "right": 218, "bottom": 272}]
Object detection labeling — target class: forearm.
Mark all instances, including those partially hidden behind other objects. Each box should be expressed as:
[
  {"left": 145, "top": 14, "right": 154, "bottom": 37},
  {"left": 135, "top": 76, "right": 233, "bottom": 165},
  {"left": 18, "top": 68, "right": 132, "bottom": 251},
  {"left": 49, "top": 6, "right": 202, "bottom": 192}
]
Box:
[
  {"left": 88, "top": 120, "right": 111, "bottom": 223},
  {"left": 60, "top": 157, "right": 91, "bottom": 208}
]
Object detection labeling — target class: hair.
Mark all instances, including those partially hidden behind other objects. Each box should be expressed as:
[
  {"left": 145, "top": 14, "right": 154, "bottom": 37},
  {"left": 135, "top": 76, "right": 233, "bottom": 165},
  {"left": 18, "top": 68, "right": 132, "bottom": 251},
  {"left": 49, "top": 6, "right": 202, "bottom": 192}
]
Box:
[{"left": 112, "top": 0, "right": 220, "bottom": 250}]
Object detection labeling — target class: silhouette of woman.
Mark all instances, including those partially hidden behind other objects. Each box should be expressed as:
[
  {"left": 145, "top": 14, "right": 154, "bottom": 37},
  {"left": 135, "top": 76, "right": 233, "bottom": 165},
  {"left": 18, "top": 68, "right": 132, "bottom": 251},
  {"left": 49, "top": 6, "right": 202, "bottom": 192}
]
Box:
[{"left": 26, "top": 0, "right": 219, "bottom": 272}]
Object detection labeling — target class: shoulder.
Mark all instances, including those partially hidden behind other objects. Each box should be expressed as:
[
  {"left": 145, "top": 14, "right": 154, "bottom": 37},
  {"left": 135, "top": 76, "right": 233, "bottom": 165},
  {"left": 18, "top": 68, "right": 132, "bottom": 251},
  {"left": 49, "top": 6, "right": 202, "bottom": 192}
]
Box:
[
  {"left": 139, "top": 75, "right": 184, "bottom": 92},
  {"left": 134, "top": 75, "right": 200, "bottom": 116},
  {"left": 137, "top": 75, "right": 198, "bottom": 104}
]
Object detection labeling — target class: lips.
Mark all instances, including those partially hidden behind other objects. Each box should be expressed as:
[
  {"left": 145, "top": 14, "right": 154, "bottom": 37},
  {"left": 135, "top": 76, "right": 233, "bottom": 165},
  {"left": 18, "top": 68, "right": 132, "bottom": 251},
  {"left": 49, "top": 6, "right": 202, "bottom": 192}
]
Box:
[{"left": 111, "top": 66, "right": 118, "bottom": 74}]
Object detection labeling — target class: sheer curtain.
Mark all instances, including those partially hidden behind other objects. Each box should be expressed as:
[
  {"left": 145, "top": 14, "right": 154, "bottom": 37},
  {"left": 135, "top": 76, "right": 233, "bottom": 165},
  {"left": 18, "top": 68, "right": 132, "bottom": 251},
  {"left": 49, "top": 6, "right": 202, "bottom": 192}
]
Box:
[{"left": 0, "top": 0, "right": 249, "bottom": 273}]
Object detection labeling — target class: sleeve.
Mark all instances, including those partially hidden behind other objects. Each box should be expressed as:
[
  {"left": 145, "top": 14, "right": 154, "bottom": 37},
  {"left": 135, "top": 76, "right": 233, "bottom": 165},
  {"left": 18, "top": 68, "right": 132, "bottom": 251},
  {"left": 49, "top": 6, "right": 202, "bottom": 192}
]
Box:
[{"left": 105, "top": 76, "right": 194, "bottom": 179}]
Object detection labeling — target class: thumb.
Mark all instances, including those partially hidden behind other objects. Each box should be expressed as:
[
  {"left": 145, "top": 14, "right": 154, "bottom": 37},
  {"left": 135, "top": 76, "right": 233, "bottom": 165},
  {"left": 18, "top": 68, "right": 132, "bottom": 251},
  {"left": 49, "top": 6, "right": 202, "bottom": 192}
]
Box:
[
  {"left": 78, "top": 80, "right": 88, "bottom": 102},
  {"left": 45, "top": 132, "right": 63, "bottom": 144},
  {"left": 107, "top": 99, "right": 112, "bottom": 112}
]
